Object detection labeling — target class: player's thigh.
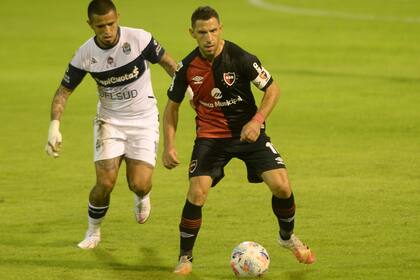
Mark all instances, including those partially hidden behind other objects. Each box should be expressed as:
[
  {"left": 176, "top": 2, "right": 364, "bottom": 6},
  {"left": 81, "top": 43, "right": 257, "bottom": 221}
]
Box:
[
  {"left": 238, "top": 132, "right": 286, "bottom": 183},
  {"left": 94, "top": 156, "right": 123, "bottom": 188},
  {"left": 125, "top": 158, "right": 154, "bottom": 188},
  {"left": 187, "top": 176, "right": 213, "bottom": 206},
  {"left": 94, "top": 119, "right": 126, "bottom": 161},
  {"left": 125, "top": 122, "right": 159, "bottom": 167},
  {"left": 189, "top": 138, "right": 230, "bottom": 187},
  {"left": 261, "top": 168, "right": 291, "bottom": 198}
]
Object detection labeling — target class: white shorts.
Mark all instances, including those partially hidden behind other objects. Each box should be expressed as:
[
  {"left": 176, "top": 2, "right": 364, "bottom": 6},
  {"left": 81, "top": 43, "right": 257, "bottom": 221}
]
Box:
[{"left": 93, "top": 117, "right": 159, "bottom": 166}]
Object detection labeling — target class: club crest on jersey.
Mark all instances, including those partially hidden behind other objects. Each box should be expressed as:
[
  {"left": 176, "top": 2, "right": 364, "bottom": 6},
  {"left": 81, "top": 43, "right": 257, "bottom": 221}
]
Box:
[
  {"left": 122, "top": 42, "right": 131, "bottom": 55},
  {"left": 189, "top": 160, "right": 198, "bottom": 173},
  {"left": 223, "top": 72, "right": 236, "bottom": 86}
]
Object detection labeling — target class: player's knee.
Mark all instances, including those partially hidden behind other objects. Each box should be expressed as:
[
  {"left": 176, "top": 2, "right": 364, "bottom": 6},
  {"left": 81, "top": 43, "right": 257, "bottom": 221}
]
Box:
[
  {"left": 187, "top": 187, "right": 208, "bottom": 205},
  {"left": 96, "top": 177, "right": 116, "bottom": 191},
  {"left": 128, "top": 180, "right": 151, "bottom": 196},
  {"left": 270, "top": 182, "right": 291, "bottom": 198},
  {"left": 90, "top": 182, "right": 114, "bottom": 203}
]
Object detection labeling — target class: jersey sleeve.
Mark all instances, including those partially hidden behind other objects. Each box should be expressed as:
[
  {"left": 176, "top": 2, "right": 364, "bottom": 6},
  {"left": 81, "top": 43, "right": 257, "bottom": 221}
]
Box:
[
  {"left": 167, "top": 61, "right": 188, "bottom": 103},
  {"left": 142, "top": 36, "right": 165, "bottom": 64},
  {"left": 60, "top": 49, "right": 87, "bottom": 90},
  {"left": 61, "top": 64, "right": 87, "bottom": 90},
  {"left": 241, "top": 53, "right": 273, "bottom": 91}
]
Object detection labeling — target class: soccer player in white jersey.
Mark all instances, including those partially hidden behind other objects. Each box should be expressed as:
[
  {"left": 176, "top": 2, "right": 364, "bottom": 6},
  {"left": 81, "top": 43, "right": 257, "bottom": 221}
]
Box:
[{"left": 45, "top": 0, "right": 178, "bottom": 249}]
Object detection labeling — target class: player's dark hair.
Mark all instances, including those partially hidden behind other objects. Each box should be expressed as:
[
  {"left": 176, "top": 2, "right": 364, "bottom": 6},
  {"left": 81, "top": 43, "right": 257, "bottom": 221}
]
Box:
[
  {"left": 191, "top": 6, "right": 220, "bottom": 27},
  {"left": 88, "top": 0, "right": 117, "bottom": 20}
]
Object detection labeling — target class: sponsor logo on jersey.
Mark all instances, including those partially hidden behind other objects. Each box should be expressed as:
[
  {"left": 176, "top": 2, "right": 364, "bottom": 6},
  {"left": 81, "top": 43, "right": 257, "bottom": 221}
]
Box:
[
  {"left": 63, "top": 67, "right": 70, "bottom": 83},
  {"left": 259, "top": 71, "right": 268, "bottom": 80},
  {"left": 211, "top": 88, "right": 223, "bottom": 99},
  {"left": 252, "top": 62, "right": 271, "bottom": 89},
  {"left": 253, "top": 62, "right": 263, "bottom": 73},
  {"left": 99, "top": 89, "right": 138, "bottom": 100},
  {"left": 199, "top": 95, "right": 243, "bottom": 108},
  {"left": 153, "top": 39, "right": 162, "bottom": 56},
  {"left": 94, "top": 66, "right": 140, "bottom": 86},
  {"left": 122, "top": 42, "right": 131, "bottom": 55},
  {"left": 223, "top": 72, "right": 236, "bottom": 86},
  {"left": 214, "top": 96, "right": 243, "bottom": 107},
  {"left": 192, "top": 75, "right": 204, "bottom": 84},
  {"left": 107, "top": 56, "right": 114, "bottom": 65}
]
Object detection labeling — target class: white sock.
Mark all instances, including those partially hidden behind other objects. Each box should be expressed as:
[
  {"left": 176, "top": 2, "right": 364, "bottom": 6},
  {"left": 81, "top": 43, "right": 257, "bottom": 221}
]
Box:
[{"left": 88, "top": 216, "right": 103, "bottom": 234}]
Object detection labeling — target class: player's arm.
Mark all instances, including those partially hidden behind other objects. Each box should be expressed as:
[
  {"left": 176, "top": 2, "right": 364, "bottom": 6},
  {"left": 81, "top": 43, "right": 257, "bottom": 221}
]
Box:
[
  {"left": 255, "top": 81, "right": 280, "bottom": 121},
  {"left": 162, "top": 99, "right": 181, "bottom": 169},
  {"left": 240, "top": 56, "right": 278, "bottom": 143},
  {"left": 158, "top": 52, "right": 178, "bottom": 77},
  {"left": 46, "top": 85, "right": 73, "bottom": 158},
  {"left": 51, "top": 85, "right": 73, "bottom": 120},
  {"left": 240, "top": 81, "right": 280, "bottom": 142}
]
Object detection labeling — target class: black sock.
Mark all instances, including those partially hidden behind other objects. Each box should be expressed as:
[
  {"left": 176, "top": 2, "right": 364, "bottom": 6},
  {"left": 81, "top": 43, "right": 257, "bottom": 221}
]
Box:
[
  {"left": 88, "top": 202, "right": 109, "bottom": 219},
  {"left": 179, "top": 200, "right": 202, "bottom": 257},
  {"left": 272, "top": 193, "right": 295, "bottom": 240}
]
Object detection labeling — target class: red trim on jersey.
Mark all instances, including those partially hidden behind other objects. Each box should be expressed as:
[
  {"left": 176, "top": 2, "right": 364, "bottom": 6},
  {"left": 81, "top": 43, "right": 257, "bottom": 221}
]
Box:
[{"left": 187, "top": 57, "right": 232, "bottom": 138}]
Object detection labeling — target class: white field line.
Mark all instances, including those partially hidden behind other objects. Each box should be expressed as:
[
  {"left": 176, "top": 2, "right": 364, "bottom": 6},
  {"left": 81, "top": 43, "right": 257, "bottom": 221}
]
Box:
[{"left": 249, "top": 0, "right": 420, "bottom": 23}]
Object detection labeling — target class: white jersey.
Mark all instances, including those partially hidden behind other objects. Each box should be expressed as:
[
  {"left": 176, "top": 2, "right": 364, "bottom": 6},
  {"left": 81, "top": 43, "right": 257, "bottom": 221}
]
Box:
[{"left": 61, "top": 26, "right": 165, "bottom": 126}]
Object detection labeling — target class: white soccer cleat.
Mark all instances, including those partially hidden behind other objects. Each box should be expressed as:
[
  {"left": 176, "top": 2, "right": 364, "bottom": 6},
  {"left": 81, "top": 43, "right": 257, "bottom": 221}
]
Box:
[
  {"left": 78, "top": 230, "right": 101, "bottom": 249},
  {"left": 134, "top": 194, "right": 151, "bottom": 224},
  {"left": 278, "top": 234, "right": 315, "bottom": 264}
]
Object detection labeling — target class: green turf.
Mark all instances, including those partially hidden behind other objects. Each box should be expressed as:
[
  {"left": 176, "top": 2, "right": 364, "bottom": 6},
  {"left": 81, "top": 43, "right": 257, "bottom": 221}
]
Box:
[{"left": 0, "top": 0, "right": 419, "bottom": 279}]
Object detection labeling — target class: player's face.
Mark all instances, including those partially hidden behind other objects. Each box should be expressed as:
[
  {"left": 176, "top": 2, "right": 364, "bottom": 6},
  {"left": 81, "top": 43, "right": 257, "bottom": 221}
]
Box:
[
  {"left": 88, "top": 10, "right": 119, "bottom": 48},
  {"left": 190, "top": 17, "right": 223, "bottom": 60}
]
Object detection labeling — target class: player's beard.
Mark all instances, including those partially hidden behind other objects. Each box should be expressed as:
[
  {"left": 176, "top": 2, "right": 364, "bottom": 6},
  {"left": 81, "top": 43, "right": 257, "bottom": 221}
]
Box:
[{"left": 100, "top": 32, "right": 119, "bottom": 48}]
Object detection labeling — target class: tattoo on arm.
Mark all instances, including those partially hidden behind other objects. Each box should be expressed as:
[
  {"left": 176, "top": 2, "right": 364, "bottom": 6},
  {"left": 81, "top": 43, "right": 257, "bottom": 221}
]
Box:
[
  {"left": 159, "top": 53, "right": 177, "bottom": 77},
  {"left": 51, "top": 86, "right": 72, "bottom": 120}
]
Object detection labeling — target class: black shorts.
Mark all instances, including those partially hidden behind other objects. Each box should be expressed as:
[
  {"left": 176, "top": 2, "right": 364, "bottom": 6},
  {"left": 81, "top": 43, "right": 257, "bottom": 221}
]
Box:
[{"left": 188, "top": 131, "right": 286, "bottom": 187}]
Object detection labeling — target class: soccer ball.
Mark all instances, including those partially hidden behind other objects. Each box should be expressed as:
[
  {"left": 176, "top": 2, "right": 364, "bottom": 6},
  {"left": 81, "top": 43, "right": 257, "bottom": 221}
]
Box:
[{"left": 230, "top": 241, "right": 270, "bottom": 277}]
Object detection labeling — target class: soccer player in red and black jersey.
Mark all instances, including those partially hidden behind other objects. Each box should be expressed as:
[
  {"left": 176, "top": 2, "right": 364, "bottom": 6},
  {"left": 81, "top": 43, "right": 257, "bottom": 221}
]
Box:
[{"left": 163, "top": 6, "right": 315, "bottom": 275}]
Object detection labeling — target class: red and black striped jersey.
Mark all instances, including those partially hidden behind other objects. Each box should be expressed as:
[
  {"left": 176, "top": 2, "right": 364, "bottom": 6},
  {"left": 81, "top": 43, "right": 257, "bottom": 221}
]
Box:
[{"left": 168, "top": 40, "right": 273, "bottom": 138}]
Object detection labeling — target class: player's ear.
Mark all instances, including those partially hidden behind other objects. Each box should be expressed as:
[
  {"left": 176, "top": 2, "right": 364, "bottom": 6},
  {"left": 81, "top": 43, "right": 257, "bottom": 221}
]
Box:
[
  {"left": 87, "top": 19, "right": 93, "bottom": 30},
  {"left": 189, "top": 27, "right": 196, "bottom": 39}
]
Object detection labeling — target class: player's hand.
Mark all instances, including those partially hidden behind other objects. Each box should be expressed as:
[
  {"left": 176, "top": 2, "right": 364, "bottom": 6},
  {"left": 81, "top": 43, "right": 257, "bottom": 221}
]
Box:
[
  {"left": 163, "top": 147, "right": 180, "bottom": 169},
  {"left": 240, "top": 120, "right": 261, "bottom": 143},
  {"left": 45, "top": 120, "right": 62, "bottom": 158}
]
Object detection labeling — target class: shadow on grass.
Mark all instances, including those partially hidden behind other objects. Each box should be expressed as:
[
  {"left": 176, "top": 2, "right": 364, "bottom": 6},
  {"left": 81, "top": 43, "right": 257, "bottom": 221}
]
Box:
[
  {"left": 0, "top": 246, "right": 203, "bottom": 279},
  {"left": 284, "top": 267, "right": 318, "bottom": 280},
  {"left": 0, "top": 247, "right": 169, "bottom": 272}
]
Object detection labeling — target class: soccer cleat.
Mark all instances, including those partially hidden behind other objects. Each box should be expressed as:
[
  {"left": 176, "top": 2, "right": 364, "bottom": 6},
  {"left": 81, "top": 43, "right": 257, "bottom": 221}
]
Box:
[
  {"left": 78, "top": 229, "right": 101, "bottom": 249},
  {"left": 134, "top": 194, "right": 151, "bottom": 224},
  {"left": 278, "top": 234, "right": 315, "bottom": 264},
  {"left": 173, "top": 255, "right": 193, "bottom": 275}
]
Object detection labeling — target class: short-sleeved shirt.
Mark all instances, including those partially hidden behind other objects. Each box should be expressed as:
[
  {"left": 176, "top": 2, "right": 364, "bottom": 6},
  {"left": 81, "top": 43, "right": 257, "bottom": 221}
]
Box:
[
  {"left": 61, "top": 26, "right": 165, "bottom": 126},
  {"left": 167, "top": 40, "right": 273, "bottom": 138}
]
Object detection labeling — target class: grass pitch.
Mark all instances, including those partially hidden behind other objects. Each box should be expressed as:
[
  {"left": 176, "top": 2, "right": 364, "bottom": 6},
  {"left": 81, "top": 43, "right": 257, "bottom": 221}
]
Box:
[{"left": 0, "top": 1, "right": 419, "bottom": 279}]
